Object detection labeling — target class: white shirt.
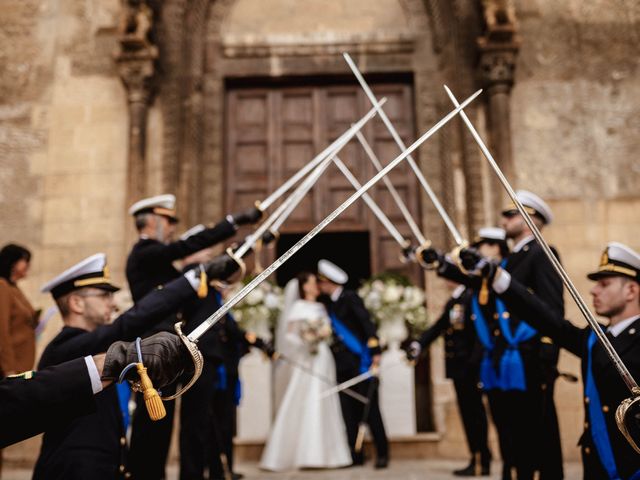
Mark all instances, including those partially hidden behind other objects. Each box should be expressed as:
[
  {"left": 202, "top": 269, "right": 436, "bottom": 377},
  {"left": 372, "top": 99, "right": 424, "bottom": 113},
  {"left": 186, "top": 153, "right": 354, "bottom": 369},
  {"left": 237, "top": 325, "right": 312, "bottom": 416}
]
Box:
[
  {"left": 608, "top": 315, "right": 640, "bottom": 338},
  {"left": 330, "top": 286, "right": 343, "bottom": 302},
  {"left": 84, "top": 356, "right": 103, "bottom": 394},
  {"left": 512, "top": 234, "right": 535, "bottom": 253}
]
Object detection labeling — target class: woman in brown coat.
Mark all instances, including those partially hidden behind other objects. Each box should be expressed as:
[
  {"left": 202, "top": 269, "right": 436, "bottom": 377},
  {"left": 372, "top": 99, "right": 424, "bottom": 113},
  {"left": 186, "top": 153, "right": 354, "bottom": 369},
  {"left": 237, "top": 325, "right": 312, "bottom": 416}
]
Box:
[{"left": 0, "top": 244, "right": 37, "bottom": 377}]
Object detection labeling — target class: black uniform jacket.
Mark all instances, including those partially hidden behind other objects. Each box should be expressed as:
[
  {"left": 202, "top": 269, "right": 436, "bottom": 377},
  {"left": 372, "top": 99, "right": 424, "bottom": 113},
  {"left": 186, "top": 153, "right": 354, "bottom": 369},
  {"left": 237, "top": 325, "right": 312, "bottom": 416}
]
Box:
[
  {"left": 322, "top": 289, "right": 381, "bottom": 377},
  {"left": 182, "top": 288, "right": 246, "bottom": 378},
  {"left": 126, "top": 219, "right": 236, "bottom": 303},
  {"left": 501, "top": 278, "right": 640, "bottom": 479},
  {"left": 1, "top": 357, "right": 95, "bottom": 448},
  {"left": 419, "top": 288, "right": 482, "bottom": 379},
  {"left": 33, "top": 276, "right": 196, "bottom": 480},
  {"left": 439, "top": 239, "right": 564, "bottom": 388}
]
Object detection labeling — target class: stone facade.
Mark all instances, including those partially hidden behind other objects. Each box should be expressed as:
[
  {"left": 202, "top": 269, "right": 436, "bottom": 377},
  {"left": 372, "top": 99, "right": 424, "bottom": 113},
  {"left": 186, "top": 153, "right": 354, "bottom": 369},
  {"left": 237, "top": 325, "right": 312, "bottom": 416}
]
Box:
[{"left": 1, "top": 0, "right": 639, "bottom": 467}]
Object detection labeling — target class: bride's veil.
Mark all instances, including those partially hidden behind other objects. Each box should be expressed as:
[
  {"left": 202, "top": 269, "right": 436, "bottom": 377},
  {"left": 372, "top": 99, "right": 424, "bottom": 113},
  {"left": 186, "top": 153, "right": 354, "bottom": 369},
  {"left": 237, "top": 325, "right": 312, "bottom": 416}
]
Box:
[
  {"left": 275, "top": 278, "right": 299, "bottom": 358},
  {"left": 272, "top": 277, "right": 299, "bottom": 412}
]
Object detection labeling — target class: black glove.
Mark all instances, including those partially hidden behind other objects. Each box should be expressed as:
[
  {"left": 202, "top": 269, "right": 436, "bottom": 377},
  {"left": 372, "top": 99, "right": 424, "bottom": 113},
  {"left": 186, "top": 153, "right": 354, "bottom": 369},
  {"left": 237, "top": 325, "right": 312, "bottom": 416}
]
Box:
[
  {"left": 205, "top": 253, "right": 240, "bottom": 280},
  {"left": 102, "top": 332, "right": 191, "bottom": 389},
  {"left": 417, "top": 246, "right": 444, "bottom": 269},
  {"left": 261, "top": 230, "right": 277, "bottom": 245},
  {"left": 459, "top": 247, "right": 499, "bottom": 281},
  {"left": 231, "top": 206, "right": 263, "bottom": 226},
  {"left": 246, "top": 333, "right": 276, "bottom": 358}
]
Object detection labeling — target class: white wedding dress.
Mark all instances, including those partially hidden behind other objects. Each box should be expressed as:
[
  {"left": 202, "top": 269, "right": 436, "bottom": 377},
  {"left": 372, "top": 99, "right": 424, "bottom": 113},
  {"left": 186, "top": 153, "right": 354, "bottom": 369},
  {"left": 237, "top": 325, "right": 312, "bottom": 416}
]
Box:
[{"left": 260, "top": 287, "right": 351, "bottom": 471}]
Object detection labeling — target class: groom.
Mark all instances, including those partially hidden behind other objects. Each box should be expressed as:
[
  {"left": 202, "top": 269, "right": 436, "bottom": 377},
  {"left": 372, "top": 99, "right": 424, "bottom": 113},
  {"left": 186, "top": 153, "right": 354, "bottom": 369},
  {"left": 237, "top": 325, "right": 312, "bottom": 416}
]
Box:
[{"left": 317, "top": 259, "right": 389, "bottom": 469}]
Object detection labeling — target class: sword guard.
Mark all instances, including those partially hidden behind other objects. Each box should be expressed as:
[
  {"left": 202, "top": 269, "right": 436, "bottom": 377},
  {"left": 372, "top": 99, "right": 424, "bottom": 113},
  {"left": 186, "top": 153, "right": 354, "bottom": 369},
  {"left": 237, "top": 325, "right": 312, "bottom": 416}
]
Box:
[
  {"left": 451, "top": 241, "right": 471, "bottom": 274},
  {"left": 616, "top": 393, "right": 640, "bottom": 454},
  {"left": 225, "top": 246, "right": 247, "bottom": 279},
  {"left": 160, "top": 322, "right": 204, "bottom": 401}
]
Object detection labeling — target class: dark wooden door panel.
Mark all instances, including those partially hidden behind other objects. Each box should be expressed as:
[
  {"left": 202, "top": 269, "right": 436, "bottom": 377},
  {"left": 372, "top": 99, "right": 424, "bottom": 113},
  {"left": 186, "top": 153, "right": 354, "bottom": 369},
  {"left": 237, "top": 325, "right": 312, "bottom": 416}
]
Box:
[{"left": 225, "top": 80, "right": 421, "bottom": 283}]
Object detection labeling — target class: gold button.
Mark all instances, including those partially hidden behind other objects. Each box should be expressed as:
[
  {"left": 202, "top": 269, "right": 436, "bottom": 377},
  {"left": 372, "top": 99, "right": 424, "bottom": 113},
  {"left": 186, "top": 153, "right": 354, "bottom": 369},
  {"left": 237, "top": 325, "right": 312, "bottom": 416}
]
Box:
[
  {"left": 584, "top": 422, "right": 589, "bottom": 429},
  {"left": 120, "top": 437, "right": 126, "bottom": 446},
  {"left": 602, "top": 405, "right": 609, "bottom": 413},
  {"left": 502, "top": 312, "right": 510, "bottom": 318},
  {"left": 585, "top": 397, "right": 590, "bottom": 404},
  {"left": 494, "top": 329, "right": 501, "bottom": 336},
  {"left": 630, "top": 328, "right": 637, "bottom": 335},
  {"left": 119, "top": 465, "right": 125, "bottom": 473},
  {"left": 493, "top": 313, "right": 499, "bottom": 319},
  {"left": 584, "top": 447, "right": 591, "bottom": 455},
  {"left": 125, "top": 473, "right": 132, "bottom": 479},
  {"left": 471, "top": 314, "right": 477, "bottom": 320},
  {"left": 541, "top": 383, "right": 547, "bottom": 391}
]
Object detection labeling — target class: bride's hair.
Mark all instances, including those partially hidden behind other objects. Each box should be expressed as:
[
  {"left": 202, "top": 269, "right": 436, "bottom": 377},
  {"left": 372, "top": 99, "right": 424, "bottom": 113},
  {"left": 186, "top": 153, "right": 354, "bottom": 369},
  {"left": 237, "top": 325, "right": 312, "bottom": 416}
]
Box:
[{"left": 296, "top": 271, "right": 316, "bottom": 299}]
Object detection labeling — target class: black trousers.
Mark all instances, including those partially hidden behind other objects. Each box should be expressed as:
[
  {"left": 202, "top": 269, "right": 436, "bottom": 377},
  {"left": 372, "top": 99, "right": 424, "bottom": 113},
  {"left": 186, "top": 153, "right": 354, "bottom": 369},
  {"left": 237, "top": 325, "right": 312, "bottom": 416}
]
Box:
[
  {"left": 128, "top": 387, "right": 176, "bottom": 480},
  {"left": 337, "top": 372, "right": 388, "bottom": 461},
  {"left": 452, "top": 374, "right": 491, "bottom": 462},
  {"left": 179, "top": 362, "right": 237, "bottom": 480},
  {"left": 488, "top": 383, "right": 563, "bottom": 480}
]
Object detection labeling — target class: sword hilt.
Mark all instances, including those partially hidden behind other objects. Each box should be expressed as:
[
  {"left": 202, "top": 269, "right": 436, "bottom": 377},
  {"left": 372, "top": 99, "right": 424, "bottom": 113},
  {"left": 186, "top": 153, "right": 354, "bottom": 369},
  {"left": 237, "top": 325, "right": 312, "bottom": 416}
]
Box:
[
  {"left": 136, "top": 363, "right": 166, "bottom": 421},
  {"left": 160, "top": 322, "right": 204, "bottom": 401}
]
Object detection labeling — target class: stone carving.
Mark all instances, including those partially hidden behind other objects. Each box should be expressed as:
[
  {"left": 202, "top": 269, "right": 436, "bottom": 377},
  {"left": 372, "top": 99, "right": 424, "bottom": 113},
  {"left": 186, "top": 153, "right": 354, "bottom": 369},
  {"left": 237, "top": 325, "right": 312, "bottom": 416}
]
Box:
[
  {"left": 118, "top": 0, "right": 154, "bottom": 50},
  {"left": 481, "top": 0, "right": 517, "bottom": 31}
]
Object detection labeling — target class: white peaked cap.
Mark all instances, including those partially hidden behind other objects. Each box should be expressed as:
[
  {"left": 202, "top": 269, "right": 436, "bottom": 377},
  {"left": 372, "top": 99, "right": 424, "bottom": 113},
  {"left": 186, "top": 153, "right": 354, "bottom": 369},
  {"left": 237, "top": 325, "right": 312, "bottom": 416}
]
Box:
[
  {"left": 477, "top": 227, "right": 506, "bottom": 242},
  {"left": 587, "top": 242, "right": 640, "bottom": 282},
  {"left": 180, "top": 224, "right": 206, "bottom": 241},
  {"left": 128, "top": 194, "right": 178, "bottom": 221},
  {"left": 41, "top": 253, "right": 120, "bottom": 298},
  {"left": 515, "top": 190, "right": 553, "bottom": 225},
  {"left": 317, "top": 259, "right": 348, "bottom": 285}
]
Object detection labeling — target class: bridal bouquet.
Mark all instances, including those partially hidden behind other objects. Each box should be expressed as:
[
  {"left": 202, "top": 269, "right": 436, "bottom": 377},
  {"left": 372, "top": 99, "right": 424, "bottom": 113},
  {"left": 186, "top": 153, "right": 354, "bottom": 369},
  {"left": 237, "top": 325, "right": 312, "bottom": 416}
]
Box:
[
  {"left": 299, "top": 317, "right": 332, "bottom": 355},
  {"left": 226, "top": 278, "right": 283, "bottom": 337},
  {"left": 358, "top": 272, "right": 428, "bottom": 342}
]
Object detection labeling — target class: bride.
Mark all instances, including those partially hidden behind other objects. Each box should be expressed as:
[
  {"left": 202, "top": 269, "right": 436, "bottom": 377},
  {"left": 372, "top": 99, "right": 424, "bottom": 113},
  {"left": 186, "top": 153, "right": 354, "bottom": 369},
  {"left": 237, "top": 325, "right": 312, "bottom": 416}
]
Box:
[{"left": 260, "top": 272, "right": 352, "bottom": 471}]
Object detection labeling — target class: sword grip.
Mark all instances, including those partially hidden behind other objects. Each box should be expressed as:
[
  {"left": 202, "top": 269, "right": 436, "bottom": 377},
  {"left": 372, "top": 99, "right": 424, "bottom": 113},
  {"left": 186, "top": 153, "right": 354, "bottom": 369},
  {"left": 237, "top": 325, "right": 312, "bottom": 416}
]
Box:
[{"left": 136, "top": 363, "right": 166, "bottom": 421}]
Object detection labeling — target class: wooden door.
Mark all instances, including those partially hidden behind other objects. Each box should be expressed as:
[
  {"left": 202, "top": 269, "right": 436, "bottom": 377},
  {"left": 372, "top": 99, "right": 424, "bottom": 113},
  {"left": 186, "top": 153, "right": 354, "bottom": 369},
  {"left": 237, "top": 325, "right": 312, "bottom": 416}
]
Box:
[{"left": 225, "top": 80, "right": 421, "bottom": 283}]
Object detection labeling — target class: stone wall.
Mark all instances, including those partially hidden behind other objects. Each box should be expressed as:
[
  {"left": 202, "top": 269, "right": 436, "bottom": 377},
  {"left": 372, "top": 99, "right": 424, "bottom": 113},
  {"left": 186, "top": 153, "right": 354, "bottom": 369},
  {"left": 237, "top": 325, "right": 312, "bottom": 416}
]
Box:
[{"left": 1, "top": 0, "right": 639, "bottom": 468}]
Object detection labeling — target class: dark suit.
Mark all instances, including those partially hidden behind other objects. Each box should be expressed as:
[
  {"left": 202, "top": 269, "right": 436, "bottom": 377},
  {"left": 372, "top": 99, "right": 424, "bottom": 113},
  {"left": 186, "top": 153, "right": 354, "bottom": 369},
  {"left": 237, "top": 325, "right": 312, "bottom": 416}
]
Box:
[
  {"left": 323, "top": 289, "right": 388, "bottom": 462},
  {"left": 418, "top": 288, "right": 490, "bottom": 464},
  {"left": 179, "top": 289, "right": 246, "bottom": 480},
  {"left": 33, "top": 276, "right": 196, "bottom": 480},
  {"left": 0, "top": 358, "right": 95, "bottom": 448},
  {"left": 501, "top": 279, "right": 640, "bottom": 479},
  {"left": 501, "top": 238, "right": 564, "bottom": 480},
  {"left": 126, "top": 220, "right": 236, "bottom": 480}
]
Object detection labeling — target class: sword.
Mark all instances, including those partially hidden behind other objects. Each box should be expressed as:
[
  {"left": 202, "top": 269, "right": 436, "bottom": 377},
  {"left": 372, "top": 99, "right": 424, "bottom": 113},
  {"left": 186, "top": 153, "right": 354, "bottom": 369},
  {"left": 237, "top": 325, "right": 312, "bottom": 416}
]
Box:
[
  {"left": 320, "top": 369, "right": 375, "bottom": 399},
  {"left": 444, "top": 85, "right": 640, "bottom": 452},
  {"left": 273, "top": 352, "right": 368, "bottom": 404},
  {"left": 344, "top": 52, "right": 464, "bottom": 246},
  {"left": 354, "top": 130, "right": 427, "bottom": 245},
  {"left": 333, "top": 156, "right": 410, "bottom": 249},
  {"left": 258, "top": 98, "right": 388, "bottom": 212},
  {"left": 167, "top": 88, "right": 481, "bottom": 401},
  {"left": 235, "top": 98, "right": 388, "bottom": 258}
]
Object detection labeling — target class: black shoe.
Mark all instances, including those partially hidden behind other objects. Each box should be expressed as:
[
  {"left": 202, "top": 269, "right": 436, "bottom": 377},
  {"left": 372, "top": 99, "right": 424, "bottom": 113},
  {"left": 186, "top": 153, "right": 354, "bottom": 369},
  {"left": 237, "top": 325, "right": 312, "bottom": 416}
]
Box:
[
  {"left": 351, "top": 451, "right": 364, "bottom": 466},
  {"left": 231, "top": 473, "right": 244, "bottom": 480},
  {"left": 453, "top": 461, "right": 490, "bottom": 476},
  {"left": 374, "top": 456, "right": 388, "bottom": 469}
]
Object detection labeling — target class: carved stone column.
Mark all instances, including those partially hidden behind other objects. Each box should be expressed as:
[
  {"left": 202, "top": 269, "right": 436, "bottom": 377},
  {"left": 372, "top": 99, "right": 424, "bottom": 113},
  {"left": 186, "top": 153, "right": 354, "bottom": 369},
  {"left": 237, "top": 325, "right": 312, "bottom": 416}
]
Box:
[
  {"left": 115, "top": 0, "right": 159, "bottom": 210},
  {"left": 477, "top": 0, "right": 520, "bottom": 215}
]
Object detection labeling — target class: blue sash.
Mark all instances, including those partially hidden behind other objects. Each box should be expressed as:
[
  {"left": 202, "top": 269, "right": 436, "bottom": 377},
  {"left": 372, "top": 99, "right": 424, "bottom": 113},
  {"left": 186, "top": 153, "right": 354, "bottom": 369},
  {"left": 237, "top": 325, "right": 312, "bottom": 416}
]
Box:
[
  {"left": 329, "top": 311, "right": 372, "bottom": 374},
  {"left": 471, "top": 296, "right": 499, "bottom": 390},
  {"left": 586, "top": 331, "right": 620, "bottom": 480},
  {"left": 214, "top": 364, "right": 227, "bottom": 391},
  {"left": 497, "top": 298, "right": 537, "bottom": 391},
  {"left": 116, "top": 382, "right": 131, "bottom": 431}
]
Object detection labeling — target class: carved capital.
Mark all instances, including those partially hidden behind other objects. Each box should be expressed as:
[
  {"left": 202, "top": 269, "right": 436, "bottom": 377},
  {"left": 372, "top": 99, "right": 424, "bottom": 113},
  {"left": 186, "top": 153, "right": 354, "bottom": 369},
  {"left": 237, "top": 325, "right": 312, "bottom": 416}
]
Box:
[
  {"left": 115, "top": 50, "right": 158, "bottom": 105},
  {"left": 478, "top": 48, "right": 518, "bottom": 90}
]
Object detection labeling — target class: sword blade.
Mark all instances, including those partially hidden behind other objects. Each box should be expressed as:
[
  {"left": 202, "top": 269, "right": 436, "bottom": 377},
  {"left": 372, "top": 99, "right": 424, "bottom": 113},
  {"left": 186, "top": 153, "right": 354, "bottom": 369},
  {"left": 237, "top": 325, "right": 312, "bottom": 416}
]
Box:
[
  {"left": 444, "top": 85, "right": 640, "bottom": 395},
  {"left": 275, "top": 353, "right": 368, "bottom": 404},
  {"left": 259, "top": 98, "right": 387, "bottom": 211},
  {"left": 333, "top": 156, "right": 409, "bottom": 248},
  {"left": 236, "top": 98, "right": 388, "bottom": 258},
  {"left": 186, "top": 88, "right": 482, "bottom": 342},
  {"left": 320, "top": 370, "right": 373, "bottom": 399},
  {"left": 355, "top": 130, "right": 427, "bottom": 245},
  {"left": 344, "top": 52, "right": 464, "bottom": 245}
]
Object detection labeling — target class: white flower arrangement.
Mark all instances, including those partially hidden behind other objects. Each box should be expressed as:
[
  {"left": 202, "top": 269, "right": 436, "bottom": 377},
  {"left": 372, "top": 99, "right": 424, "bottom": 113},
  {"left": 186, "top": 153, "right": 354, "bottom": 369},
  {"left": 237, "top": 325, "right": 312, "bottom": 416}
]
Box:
[
  {"left": 358, "top": 273, "right": 428, "bottom": 340},
  {"left": 226, "top": 279, "right": 283, "bottom": 338}
]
